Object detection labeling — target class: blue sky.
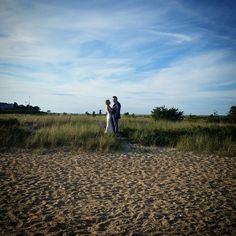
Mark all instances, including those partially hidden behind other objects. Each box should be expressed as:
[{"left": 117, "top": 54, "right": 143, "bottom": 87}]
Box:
[{"left": 0, "top": 0, "right": 236, "bottom": 115}]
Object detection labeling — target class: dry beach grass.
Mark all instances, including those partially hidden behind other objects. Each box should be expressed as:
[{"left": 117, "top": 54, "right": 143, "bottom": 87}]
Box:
[
  {"left": 1, "top": 114, "right": 235, "bottom": 156},
  {"left": 1, "top": 146, "right": 236, "bottom": 235}
]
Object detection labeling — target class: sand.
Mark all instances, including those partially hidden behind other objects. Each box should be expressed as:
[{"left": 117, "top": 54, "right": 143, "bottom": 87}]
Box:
[{"left": 0, "top": 147, "right": 236, "bottom": 235}]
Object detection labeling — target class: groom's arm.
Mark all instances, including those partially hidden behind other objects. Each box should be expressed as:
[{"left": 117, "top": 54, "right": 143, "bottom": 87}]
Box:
[{"left": 114, "top": 103, "right": 121, "bottom": 118}]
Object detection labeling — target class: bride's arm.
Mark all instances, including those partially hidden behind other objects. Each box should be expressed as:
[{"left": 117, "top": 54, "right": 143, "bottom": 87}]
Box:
[{"left": 107, "top": 105, "right": 112, "bottom": 113}]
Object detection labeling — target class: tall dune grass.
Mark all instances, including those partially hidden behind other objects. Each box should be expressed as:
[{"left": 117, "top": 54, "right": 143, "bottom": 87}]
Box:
[
  {"left": 0, "top": 114, "right": 235, "bottom": 155},
  {"left": 0, "top": 114, "right": 119, "bottom": 152},
  {"left": 120, "top": 116, "right": 236, "bottom": 156},
  {"left": 176, "top": 134, "right": 236, "bottom": 156}
]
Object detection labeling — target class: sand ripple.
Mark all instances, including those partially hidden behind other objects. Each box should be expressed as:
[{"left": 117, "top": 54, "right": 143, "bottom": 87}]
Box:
[{"left": 0, "top": 149, "right": 236, "bottom": 235}]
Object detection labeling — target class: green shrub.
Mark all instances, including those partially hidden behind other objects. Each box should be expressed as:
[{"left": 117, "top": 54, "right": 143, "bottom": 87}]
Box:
[
  {"left": 228, "top": 106, "right": 236, "bottom": 123},
  {"left": 0, "top": 118, "right": 20, "bottom": 126},
  {"left": 0, "top": 118, "right": 31, "bottom": 147},
  {"left": 151, "top": 106, "right": 184, "bottom": 121}
]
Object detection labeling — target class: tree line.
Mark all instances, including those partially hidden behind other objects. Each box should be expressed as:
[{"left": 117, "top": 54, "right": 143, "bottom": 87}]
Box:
[
  {"left": 151, "top": 105, "right": 236, "bottom": 123},
  {"left": 0, "top": 102, "right": 43, "bottom": 114}
]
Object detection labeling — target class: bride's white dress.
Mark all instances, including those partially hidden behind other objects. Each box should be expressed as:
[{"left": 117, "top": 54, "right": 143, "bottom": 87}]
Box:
[{"left": 105, "top": 107, "right": 114, "bottom": 133}]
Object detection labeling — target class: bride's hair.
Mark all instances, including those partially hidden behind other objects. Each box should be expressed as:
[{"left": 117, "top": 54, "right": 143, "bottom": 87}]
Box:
[{"left": 105, "top": 99, "right": 110, "bottom": 105}]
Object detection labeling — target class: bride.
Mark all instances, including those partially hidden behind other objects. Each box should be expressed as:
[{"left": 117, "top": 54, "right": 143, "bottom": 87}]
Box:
[{"left": 105, "top": 99, "right": 114, "bottom": 133}]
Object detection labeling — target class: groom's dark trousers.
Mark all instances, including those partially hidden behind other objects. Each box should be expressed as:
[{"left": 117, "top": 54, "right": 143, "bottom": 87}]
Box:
[{"left": 111, "top": 115, "right": 119, "bottom": 134}]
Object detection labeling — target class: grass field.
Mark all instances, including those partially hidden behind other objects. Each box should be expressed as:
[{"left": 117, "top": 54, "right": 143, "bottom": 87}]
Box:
[
  {"left": 121, "top": 116, "right": 236, "bottom": 156},
  {"left": 0, "top": 114, "right": 235, "bottom": 156}
]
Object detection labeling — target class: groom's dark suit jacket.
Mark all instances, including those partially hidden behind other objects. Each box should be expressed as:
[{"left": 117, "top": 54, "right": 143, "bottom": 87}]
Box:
[{"left": 112, "top": 101, "right": 121, "bottom": 119}]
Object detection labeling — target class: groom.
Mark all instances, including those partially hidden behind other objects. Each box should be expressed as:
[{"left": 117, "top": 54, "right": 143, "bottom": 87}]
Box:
[{"left": 111, "top": 96, "right": 121, "bottom": 135}]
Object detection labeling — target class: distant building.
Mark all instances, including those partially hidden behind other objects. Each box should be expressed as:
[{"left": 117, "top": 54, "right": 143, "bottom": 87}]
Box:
[{"left": 0, "top": 102, "right": 14, "bottom": 111}]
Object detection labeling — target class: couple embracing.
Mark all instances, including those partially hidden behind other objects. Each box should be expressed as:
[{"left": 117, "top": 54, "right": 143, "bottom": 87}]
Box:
[{"left": 105, "top": 96, "right": 121, "bottom": 135}]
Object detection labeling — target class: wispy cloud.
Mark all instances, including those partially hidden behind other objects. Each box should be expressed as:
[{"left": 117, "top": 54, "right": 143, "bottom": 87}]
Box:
[
  {"left": 0, "top": 0, "right": 236, "bottom": 114},
  {"left": 146, "top": 30, "right": 194, "bottom": 43},
  {"left": 51, "top": 93, "right": 75, "bottom": 97}
]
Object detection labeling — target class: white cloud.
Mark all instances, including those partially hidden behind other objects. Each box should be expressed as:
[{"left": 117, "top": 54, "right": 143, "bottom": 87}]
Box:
[
  {"left": 0, "top": 0, "right": 186, "bottom": 63},
  {"left": 1, "top": 48, "right": 235, "bottom": 114},
  {"left": 146, "top": 30, "right": 194, "bottom": 43},
  {"left": 0, "top": 0, "right": 235, "bottom": 114}
]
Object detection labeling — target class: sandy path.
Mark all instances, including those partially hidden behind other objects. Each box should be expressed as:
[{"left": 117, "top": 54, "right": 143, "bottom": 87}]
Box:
[{"left": 0, "top": 148, "right": 236, "bottom": 235}]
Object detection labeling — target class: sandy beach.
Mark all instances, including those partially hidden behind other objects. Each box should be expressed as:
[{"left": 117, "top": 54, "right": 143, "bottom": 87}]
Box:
[{"left": 0, "top": 147, "right": 235, "bottom": 235}]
